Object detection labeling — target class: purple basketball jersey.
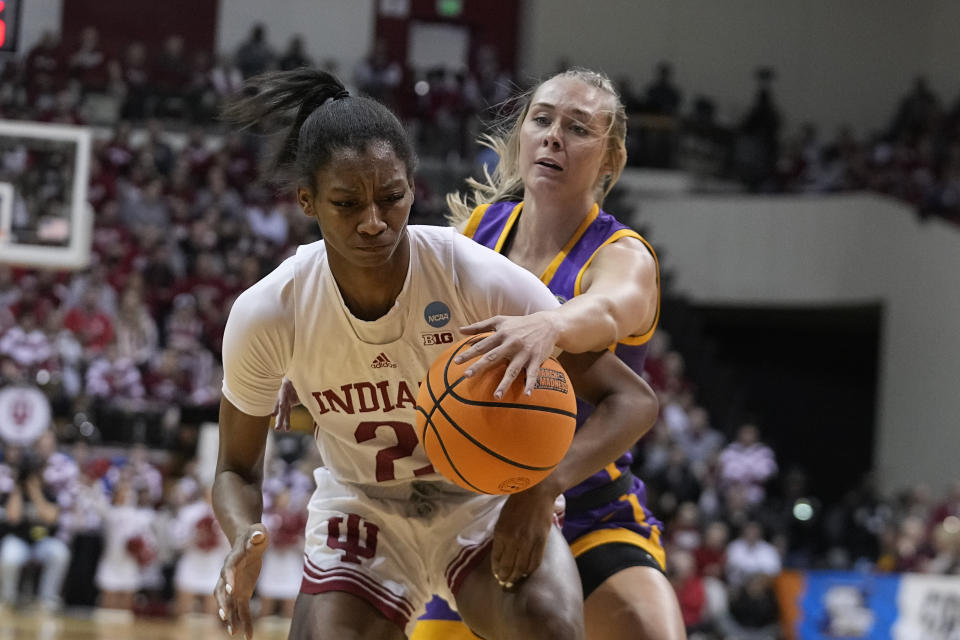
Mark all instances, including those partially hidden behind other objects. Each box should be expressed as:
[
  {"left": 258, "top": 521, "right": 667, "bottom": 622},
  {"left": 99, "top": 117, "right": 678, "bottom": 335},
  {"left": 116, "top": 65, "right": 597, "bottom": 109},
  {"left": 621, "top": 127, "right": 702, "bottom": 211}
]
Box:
[{"left": 464, "top": 201, "right": 664, "bottom": 547}]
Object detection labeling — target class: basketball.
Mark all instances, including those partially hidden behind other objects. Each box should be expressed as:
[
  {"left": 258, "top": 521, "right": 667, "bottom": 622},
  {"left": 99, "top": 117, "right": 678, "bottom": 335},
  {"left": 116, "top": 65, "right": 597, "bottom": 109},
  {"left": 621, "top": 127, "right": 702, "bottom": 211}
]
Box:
[{"left": 416, "top": 334, "right": 578, "bottom": 495}]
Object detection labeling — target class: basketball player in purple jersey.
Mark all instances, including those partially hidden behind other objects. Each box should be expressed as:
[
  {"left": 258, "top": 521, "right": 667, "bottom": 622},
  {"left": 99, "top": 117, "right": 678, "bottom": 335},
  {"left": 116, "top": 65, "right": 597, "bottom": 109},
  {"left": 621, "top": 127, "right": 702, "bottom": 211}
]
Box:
[
  {"left": 437, "top": 69, "right": 686, "bottom": 640},
  {"left": 211, "top": 69, "right": 659, "bottom": 640}
]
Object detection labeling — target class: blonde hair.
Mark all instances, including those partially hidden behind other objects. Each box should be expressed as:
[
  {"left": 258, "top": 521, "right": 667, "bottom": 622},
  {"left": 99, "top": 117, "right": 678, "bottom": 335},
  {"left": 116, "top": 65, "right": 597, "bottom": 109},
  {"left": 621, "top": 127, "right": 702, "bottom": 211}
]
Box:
[{"left": 447, "top": 68, "right": 628, "bottom": 225}]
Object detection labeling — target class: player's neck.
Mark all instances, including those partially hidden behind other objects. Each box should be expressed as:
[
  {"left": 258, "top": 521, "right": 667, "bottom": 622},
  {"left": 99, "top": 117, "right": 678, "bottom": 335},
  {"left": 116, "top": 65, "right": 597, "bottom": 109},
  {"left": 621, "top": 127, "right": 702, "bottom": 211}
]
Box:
[
  {"left": 512, "top": 193, "right": 595, "bottom": 258},
  {"left": 329, "top": 239, "right": 410, "bottom": 321}
]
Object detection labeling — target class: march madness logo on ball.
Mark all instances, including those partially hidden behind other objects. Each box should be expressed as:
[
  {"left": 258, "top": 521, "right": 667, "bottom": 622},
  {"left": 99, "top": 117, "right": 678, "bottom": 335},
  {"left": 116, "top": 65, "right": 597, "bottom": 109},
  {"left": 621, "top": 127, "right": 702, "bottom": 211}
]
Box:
[
  {"left": 424, "top": 301, "right": 450, "bottom": 328},
  {"left": 535, "top": 368, "right": 569, "bottom": 393}
]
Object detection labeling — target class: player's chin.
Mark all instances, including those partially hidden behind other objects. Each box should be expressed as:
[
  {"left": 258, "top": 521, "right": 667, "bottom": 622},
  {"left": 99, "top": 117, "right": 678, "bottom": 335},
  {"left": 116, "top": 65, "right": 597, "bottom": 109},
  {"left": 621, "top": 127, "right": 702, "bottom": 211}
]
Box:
[{"left": 351, "top": 244, "right": 397, "bottom": 265}]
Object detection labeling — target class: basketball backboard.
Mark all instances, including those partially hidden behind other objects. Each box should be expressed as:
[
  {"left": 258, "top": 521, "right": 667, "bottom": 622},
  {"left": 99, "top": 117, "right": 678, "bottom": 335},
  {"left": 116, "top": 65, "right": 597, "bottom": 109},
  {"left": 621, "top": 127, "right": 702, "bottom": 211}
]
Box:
[{"left": 0, "top": 119, "right": 93, "bottom": 270}]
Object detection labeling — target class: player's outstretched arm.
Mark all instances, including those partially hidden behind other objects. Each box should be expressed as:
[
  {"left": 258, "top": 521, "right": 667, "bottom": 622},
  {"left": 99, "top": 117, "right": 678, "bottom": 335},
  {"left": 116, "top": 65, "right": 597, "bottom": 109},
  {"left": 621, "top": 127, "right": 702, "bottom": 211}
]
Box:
[
  {"left": 458, "top": 238, "right": 658, "bottom": 395},
  {"left": 490, "top": 350, "right": 657, "bottom": 587},
  {"left": 212, "top": 398, "right": 272, "bottom": 639}
]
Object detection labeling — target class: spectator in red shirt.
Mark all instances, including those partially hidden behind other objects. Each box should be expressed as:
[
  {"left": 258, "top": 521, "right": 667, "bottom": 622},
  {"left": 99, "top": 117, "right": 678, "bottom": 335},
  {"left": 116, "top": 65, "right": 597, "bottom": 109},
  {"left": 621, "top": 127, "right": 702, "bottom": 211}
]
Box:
[
  {"left": 668, "top": 549, "right": 709, "bottom": 634},
  {"left": 695, "top": 520, "right": 730, "bottom": 578},
  {"left": 63, "top": 289, "right": 114, "bottom": 359}
]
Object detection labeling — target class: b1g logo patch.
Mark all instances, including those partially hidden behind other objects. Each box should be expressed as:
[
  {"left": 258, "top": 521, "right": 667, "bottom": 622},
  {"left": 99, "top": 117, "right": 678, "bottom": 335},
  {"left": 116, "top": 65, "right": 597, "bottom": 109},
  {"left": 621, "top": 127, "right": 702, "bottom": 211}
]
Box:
[
  {"left": 424, "top": 301, "right": 451, "bottom": 328},
  {"left": 421, "top": 331, "right": 454, "bottom": 346}
]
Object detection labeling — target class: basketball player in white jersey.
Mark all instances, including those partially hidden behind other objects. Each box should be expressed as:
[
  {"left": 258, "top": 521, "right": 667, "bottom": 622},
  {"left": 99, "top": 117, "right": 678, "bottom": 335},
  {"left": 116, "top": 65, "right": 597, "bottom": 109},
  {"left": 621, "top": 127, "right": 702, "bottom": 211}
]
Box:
[{"left": 212, "top": 69, "right": 659, "bottom": 640}]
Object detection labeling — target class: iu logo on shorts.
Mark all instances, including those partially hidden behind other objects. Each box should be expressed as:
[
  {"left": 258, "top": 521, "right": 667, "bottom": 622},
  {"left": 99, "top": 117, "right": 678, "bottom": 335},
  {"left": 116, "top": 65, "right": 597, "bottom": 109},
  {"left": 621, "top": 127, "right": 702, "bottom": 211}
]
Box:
[{"left": 326, "top": 514, "right": 379, "bottom": 564}]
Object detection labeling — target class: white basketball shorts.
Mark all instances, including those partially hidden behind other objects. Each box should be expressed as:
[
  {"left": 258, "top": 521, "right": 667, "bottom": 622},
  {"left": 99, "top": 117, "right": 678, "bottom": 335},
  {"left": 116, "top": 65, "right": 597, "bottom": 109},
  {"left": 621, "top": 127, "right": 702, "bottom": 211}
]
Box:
[{"left": 300, "top": 467, "right": 505, "bottom": 634}]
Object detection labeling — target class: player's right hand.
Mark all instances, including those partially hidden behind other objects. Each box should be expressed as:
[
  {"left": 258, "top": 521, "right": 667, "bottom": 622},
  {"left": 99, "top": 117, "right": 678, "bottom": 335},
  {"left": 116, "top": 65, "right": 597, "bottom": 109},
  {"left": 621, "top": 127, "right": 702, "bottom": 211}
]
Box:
[
  {"left": 457, "top": 311, "right": 561, "bottom": 398},
  {"left": 272, "top": 379, "right": 301, "bottom": 432},
  {"left": 215, "top": 524, "right": 269, "bottom": 638}
]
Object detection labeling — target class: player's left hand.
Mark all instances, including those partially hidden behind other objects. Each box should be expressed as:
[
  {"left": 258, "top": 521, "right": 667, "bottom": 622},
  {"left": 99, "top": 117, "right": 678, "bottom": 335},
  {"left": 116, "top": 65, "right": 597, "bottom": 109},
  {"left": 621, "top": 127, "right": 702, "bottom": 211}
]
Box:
[
  {"left": 490, "top": 484, "right": 557, "bottom": 589},
  {"left": 215, "top": 524, "right": 269, "bottom": 638},
  {"left": 457, "top": 312, "right": 561, "bottom": 398}
]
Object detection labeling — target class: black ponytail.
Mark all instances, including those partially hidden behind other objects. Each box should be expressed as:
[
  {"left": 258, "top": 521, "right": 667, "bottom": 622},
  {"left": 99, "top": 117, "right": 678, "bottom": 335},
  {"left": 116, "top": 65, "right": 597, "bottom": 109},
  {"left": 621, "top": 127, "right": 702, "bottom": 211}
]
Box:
[{"left": 222, "top": 68, "right": 416, "bottom": 191}]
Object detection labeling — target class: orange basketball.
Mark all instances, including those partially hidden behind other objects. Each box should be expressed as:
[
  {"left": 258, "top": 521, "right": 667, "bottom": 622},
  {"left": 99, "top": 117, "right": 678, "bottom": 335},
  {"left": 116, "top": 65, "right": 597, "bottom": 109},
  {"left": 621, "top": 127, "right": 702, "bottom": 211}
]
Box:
[{"left": 416, "top": 334, "right": 577, "bottom": 495}]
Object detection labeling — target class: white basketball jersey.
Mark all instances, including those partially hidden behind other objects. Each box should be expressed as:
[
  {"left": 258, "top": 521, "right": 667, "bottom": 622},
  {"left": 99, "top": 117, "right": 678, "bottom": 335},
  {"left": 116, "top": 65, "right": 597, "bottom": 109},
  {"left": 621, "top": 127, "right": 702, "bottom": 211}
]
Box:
[{"left": 222, "top": 225, "right": 558, "bottom": 489}]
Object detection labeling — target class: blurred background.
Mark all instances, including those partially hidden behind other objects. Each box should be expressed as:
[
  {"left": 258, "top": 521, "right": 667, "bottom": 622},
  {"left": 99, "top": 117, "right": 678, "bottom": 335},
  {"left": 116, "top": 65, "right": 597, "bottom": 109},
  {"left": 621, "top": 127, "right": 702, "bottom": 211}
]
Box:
[{"left": 1, "top": 1, "right": 959, "bottom": 638}]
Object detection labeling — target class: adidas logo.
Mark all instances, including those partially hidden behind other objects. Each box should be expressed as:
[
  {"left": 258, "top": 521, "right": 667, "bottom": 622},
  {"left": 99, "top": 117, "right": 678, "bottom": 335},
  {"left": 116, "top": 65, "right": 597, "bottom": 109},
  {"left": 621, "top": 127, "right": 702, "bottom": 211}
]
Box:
[{"left": 371, "top": 352, "right": 397, "bottom": 368}]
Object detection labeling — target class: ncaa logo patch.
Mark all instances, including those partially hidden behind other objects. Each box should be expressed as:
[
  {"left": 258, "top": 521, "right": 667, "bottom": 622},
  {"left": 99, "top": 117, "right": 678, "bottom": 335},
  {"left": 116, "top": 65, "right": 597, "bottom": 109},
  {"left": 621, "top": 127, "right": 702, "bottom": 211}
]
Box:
[{"left": 424, "top": 301, "right": 450, "bottom": 328}]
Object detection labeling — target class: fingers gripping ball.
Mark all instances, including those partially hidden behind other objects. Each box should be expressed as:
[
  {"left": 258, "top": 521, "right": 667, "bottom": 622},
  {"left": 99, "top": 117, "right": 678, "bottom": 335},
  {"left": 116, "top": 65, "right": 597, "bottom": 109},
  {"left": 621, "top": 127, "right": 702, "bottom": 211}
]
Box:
[{"left": 416, "top": 334, "right": 577, "bottom": 494}]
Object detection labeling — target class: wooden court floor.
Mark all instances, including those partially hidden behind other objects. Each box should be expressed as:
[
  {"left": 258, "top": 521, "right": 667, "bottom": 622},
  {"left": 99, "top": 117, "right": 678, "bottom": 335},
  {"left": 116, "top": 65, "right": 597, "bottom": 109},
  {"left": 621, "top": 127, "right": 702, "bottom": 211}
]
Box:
[{"left": 0, "top": 608, "right": 291, "bottom": 640}]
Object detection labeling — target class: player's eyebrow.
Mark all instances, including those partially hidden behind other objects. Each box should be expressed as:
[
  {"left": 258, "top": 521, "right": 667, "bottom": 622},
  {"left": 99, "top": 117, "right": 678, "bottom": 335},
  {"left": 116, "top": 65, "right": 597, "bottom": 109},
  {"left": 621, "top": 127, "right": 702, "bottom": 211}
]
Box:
[{"left": 530, "top": 102, "right": 595, "bottom": 120}]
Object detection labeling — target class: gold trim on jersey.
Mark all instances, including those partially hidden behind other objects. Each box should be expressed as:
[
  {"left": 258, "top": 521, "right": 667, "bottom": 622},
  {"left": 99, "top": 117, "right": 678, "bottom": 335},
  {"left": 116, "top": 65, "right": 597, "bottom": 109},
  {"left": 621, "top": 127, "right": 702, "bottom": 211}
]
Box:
[
  {"left": 574, "top": 229, "right": 661, "bottom": 346},
  {"left": 462, "top": 203, "right": 491, "bottom": 239},
  {"left": 603, "top": 462, "right": 621, "bottom": 482},
  {"left": 410, "top": 621, "right": 483, "bottom": 640},
  {"left": 465, "top": 200, "right": 660, "bottom": 347},
  {"left": 493, "top": 202, "right": 524, "bottom": 253},
  {"left": 569, "top": 506, "right": 666, "bottom": 571},
  {"left": 539, "top": 203, "right": 600, "bottom": 285}
]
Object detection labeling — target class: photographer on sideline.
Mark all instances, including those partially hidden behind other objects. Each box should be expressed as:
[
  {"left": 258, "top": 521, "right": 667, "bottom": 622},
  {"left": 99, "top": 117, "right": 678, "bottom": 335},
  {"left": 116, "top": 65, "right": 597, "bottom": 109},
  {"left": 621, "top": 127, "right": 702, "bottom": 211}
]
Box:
[{"left": 0, "top": 443, "right": 71, "bottom": 610}]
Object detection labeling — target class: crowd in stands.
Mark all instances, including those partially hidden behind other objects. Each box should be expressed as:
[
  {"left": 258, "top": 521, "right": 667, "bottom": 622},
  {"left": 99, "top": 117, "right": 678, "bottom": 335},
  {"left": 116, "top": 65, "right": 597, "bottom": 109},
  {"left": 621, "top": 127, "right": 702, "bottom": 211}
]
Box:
[
  {"left": 6, "top": 24, "right": 960, "bottom": 225},
  {"left": 0, "top": 429, "right": 314, "bottom": 619},
  {"left": 628, "top": 66, "right": 960, "bottom": 224},
  {"left": 4, "top": 24, "right": 960, "bottom": 224},
  {"left": 775, "top": 76, "right": 960, "bottom": 223},
  {"left": 636, "top": 331, "right": 960, "bottom": 638},
  {"left": 0, "top": 122, "right": 297, "bottom": 440},
  {"left": 1, "top": 24, "right": 959, "bottom": 638}
]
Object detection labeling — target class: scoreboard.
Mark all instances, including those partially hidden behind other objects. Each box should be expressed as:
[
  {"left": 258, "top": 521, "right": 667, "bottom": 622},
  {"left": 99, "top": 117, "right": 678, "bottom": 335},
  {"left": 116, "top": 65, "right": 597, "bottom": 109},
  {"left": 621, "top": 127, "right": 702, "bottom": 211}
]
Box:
[{"left": 0, "top": 0, "right": 21, "bottom": 53}]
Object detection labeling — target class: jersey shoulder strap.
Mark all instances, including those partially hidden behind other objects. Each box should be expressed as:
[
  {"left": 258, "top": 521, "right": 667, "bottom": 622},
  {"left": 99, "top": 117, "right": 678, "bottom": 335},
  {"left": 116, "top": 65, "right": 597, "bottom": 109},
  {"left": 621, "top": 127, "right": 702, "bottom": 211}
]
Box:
[{"left": 462, "top": 201, "right": 522, "bottom": 252}]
